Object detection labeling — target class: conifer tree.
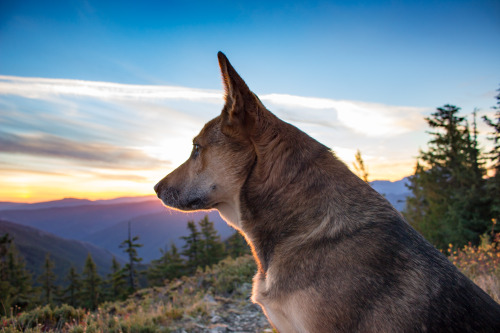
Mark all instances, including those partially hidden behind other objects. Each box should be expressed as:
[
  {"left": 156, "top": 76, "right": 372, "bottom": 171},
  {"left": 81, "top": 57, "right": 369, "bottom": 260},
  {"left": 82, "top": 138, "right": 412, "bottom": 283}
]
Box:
[
  {"left": 119, "top": 222, "right": 143, "bottom": 293},
  {"left": 107, "top": 257, "right": 127, "bottom": 301},
  {"left": 404, "top": 105, "right": 489, "bottom": 248},
  {"left": 198, "top": 215, "right": 225, "bottom": 267},
  {"left": 0, "top": 234, "right": 33, "bottom": 315},
  {"left": 82, "top": 253, "right": 101, "bottom": 310},
  {"left": 38, "top": 252, "right": 57, "bottom": 305},
  {"left": 483, "top": 87, "right": 500, "bottom": 227},
  {"left": 181, "top": 221, "right": 202, "bottom": 273},
  {"left": 63, "top": 266, "right": 81, "bottom": 308},
  {"left": 147, "top": 243, "right": 185, "bottom": 285},
  {"left": 226, "top": 231, "right": 251, "bottom": 258}
]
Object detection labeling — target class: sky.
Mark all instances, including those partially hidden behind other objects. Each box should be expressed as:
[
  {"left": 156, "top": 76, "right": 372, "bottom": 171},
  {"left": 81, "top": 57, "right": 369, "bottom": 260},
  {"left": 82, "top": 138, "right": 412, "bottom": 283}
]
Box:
[{"left": 0, "top": 0, "right": 499, "bottom": 203}]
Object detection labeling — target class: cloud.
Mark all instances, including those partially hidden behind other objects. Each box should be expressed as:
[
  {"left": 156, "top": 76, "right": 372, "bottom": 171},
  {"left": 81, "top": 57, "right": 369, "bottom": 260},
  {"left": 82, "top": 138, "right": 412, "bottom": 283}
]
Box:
[
  {"left": 0, "top": 75, "right": 223, "bottom": 102},
  {"left": 261, "top": 93, "right": 428, "bottom": 137},
  {"left": 0, "top": 131, "right": 167, "bottom": 170}
]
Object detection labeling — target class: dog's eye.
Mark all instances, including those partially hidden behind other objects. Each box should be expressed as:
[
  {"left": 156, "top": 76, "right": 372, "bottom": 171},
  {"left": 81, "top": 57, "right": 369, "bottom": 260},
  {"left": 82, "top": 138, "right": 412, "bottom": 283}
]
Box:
[{"left": 192, "top": 144, "right": 201, "bottom": 159}]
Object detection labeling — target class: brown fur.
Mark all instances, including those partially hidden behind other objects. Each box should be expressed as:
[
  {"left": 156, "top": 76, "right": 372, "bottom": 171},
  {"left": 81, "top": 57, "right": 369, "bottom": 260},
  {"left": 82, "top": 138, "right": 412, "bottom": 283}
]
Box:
[{"left": 155, "top": 52, "right": 500, "bottom": 332}]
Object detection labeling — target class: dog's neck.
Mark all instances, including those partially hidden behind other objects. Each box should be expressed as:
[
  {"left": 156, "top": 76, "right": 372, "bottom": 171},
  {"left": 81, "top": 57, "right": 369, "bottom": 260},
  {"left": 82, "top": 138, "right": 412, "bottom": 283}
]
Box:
[{"left": 216, "top": 195, "right": 243, "bottom": 231}]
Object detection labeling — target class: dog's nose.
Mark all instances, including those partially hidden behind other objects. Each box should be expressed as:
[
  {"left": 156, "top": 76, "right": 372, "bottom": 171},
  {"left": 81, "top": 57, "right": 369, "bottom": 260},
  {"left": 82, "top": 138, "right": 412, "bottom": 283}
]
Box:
[{"left": 154, "top": 182, "right": 161, "bottom": 195}]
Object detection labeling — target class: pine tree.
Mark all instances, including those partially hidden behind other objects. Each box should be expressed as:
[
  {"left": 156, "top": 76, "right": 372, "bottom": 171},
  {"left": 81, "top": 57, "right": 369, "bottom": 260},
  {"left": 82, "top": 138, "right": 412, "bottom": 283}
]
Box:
[
  {"left": 198, "top": 215, "right": 225, "bottom": 267},
  {"left": 0, "top": 234, "right": 33, "bottom": 315},
  {"left": 82, "top": 253, "right": 101, "bottom": 310},
  {"left": 226, "top": 231, "right": 251, "bottom": 258},
  {"left": 483, "top": 87, "right": 500, "bottom": 227},
  {"left": 38, "top": 252, "right": 57, "bottom": 305},
  {"left": 63, "top": 266, "right": 81, "bottom": 308},
  {"left": 107, "top": 257, "right": 127, "bottom": 301},
  {"left": 403, "top": 105, "right": 489, "bottom": 249},
  {"left": 119, "top": 222, "right": 143, "bottom": 293},
  {"left": 181, "top": 221, "right": 202, "bottom": 274},
  {"left": 147, "top": 243, "right": 185, "bottom": 286}
]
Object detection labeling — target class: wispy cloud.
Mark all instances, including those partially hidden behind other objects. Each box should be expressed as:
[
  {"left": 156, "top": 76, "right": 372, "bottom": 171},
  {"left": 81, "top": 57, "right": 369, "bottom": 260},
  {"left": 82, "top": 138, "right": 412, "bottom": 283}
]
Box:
[
  {"left": 0, "top": 75, "right": 223, "bottom": 102},
  {"left": 261, "top": 94, "right": 428, "bottom": 137},
  {"left": 0, "top": 75, "right": 429, "bottom": 138},
  {"left": 0, "top": 131, "right": 166, "bottom": 170}
]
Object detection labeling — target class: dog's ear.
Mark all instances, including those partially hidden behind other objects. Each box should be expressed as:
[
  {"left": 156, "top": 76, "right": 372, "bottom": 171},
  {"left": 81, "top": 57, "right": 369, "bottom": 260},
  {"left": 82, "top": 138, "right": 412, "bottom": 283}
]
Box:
[{"left": 218, "top": 51, "right": 260, "bottom": 139}]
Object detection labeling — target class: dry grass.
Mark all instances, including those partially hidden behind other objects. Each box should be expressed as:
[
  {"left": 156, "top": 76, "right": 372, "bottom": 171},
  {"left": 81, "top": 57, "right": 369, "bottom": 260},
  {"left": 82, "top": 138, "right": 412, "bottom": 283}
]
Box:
[{"left": 447, "top": 232, "right": 500, "bottom": 303}]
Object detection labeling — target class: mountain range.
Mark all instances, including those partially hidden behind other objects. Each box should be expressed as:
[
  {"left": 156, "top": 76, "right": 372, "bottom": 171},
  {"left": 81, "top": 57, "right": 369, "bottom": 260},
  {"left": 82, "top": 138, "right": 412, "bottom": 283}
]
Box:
[
  {"left": 0, "top": 197, "right": 235, "bottom": 263},
  {"left": 0, "top": 177, "right": 410, "bottom": 280}
]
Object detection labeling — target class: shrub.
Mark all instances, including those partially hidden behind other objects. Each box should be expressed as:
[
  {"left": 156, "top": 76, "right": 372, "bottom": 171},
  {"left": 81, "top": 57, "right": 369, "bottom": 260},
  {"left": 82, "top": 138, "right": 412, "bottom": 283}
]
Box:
[{"left": 448, "top": 232, "right": 500, "bottom": 302}]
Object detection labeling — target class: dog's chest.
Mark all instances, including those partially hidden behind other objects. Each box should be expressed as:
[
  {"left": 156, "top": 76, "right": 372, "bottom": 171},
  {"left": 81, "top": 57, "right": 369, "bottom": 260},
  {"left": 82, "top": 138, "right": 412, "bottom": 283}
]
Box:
[{"left": 251, "top": 271, "right": 309, "bottom": 333}]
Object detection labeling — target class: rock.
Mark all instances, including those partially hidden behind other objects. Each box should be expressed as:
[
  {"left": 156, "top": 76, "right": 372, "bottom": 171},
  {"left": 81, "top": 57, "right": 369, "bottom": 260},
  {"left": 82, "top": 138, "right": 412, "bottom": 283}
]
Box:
[
  {"left": 211, "top": 315, "right": 222, "bottom": 324},
  {"left": 208, "top": 324, "right": 228, "bottom": 333}
]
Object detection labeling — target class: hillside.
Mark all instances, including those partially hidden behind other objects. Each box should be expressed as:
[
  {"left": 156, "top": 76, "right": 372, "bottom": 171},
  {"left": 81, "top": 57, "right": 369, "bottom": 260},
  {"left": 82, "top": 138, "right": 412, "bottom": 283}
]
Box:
[
  {"left": 87, "top": 210, "right": 235, "bottom": 262},
  {"left": 0, "top": 220, "right": 123, "bottom": 284}
]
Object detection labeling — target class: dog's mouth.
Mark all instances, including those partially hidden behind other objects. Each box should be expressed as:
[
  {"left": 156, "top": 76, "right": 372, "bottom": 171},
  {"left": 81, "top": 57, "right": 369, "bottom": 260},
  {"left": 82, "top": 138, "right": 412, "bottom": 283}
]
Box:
[
  {"left": 156, "top": 185, "right": 211, "bottom": 211},
  {"left": 185, "top": 197, "right": 208, "bottom": 210}
]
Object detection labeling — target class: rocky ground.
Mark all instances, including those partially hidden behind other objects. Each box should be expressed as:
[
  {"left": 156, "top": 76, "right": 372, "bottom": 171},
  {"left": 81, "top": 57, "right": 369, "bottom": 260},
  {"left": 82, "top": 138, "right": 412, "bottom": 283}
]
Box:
[{"left": 159, "top": 283, "right": 273, "bottom": 333}]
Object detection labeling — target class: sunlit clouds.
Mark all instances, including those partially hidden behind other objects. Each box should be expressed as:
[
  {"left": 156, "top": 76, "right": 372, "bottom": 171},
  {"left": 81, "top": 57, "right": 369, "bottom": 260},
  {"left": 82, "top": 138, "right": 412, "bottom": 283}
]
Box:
[
  {"left": 0, "top": 75, "right": 223, "bottom": 102},
  {"left": 0, "top": 75, "right": 432, "bottom": 202},
  {"left": 261, "top": 94, "right": 427, "bottom": 137}
]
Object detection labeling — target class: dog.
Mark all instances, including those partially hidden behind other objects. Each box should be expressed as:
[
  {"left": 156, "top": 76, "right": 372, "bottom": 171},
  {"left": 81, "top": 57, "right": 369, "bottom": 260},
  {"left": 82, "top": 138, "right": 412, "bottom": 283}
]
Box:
[{"left": 155, "top": 52, "right": 500, "bottom": 332}]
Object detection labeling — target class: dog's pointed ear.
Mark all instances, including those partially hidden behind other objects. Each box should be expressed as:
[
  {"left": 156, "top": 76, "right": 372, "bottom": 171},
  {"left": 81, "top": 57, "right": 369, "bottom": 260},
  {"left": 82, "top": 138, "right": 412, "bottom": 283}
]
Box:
[{"left": 218, "top": 51, "right": 260, "bottom": 138}]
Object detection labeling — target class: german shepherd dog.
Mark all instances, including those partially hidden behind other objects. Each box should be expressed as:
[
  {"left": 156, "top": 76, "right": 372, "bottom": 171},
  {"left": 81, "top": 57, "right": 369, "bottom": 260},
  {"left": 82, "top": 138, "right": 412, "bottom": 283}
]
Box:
[{"left": 155, "top": 52, "right": 500, "bottom": 332}]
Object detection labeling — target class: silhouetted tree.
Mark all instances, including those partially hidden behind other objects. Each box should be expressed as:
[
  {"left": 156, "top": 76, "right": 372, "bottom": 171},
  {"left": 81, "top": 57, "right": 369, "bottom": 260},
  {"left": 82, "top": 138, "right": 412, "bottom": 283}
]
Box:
[
  {"left": 404, "top": 105, "right": 489, "bottom": 248},
  {"left": 483, "top": 86, "right": 500, "bottom": 227},
  {"left": 38, "top": 252, "right": 57, "bottom": 305},
  {"left": 226, "top": 231, "right": 251, "bottom": 258},
  {"left": 62, "top": 266, "right": 81, "bottom": 308},
  {"left": 82, "top": 253, "right": 101, "bottom": 310},
  {"left": 147, "top": 243, "right": 185, "bottom": 285},
  {"left": 0, "top": 234, "right": 33, "bottom": 315},
  {"left": 181, "top": 221, "right": 202, "bottom": 274},
  {"left": 119, "top": 222, "right": 143, "bottom": 293},
  {"left": 107, "top": 257, "right": 128, "bottom": 301},
  {"left": 199, "top": 216, "right": 225, "bottom": 267}
]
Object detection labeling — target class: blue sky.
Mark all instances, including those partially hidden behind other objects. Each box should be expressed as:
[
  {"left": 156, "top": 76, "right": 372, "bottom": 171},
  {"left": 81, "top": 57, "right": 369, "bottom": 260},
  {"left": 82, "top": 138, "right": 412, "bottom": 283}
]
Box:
[{"left": 0, "top": 0, "right": 499, "bottom": 202}]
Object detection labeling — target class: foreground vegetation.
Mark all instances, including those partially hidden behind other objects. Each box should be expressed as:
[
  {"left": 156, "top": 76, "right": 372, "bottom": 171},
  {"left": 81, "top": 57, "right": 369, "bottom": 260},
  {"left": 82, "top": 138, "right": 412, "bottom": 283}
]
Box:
[
  {"left": 2, "top": 236, "right": 499, "bottom": 332},
  {"left": 1, "top": 255, "right": 271, "bottom": 332},
  {"left": 447, "top": 231, "right": 500, "bottom": 303},
  {"left": 0, "top": 216, "right": 250, "bottom": 317}
]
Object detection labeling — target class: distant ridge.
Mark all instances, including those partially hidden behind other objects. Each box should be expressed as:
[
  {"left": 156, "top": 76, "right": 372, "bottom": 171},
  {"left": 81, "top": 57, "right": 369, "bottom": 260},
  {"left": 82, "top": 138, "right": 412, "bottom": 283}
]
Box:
[
  {"left": 0, "top": 219, "right": 123, "bottom": 283},
  {"left": 370, "top": 177, "right": 410, "bottom": 211},
  {"left": 0, "top": 195, "right": 157, "bottom": 211}
]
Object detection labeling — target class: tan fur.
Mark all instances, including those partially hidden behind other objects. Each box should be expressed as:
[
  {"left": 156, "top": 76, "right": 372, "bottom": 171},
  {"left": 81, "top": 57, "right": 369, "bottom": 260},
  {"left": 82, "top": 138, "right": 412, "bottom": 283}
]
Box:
[{"left": 155, "top": 52, "right": 500, "bottom": 332}]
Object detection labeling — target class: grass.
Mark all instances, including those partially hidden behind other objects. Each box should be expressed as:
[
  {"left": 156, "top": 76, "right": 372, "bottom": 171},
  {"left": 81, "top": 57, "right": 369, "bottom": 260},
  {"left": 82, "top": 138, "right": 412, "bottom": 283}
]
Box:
[
  {"left": 1, "top": 255, "right": 262, "bottom": 332},
  {"left": 447, "top": 232, "right": 500, "bottom": 302}
]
